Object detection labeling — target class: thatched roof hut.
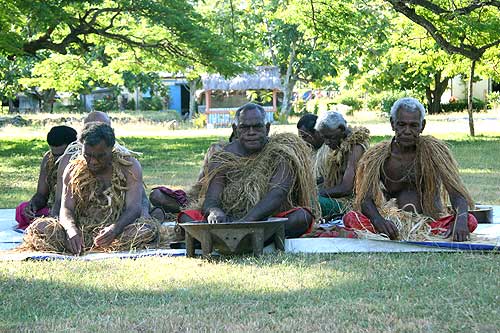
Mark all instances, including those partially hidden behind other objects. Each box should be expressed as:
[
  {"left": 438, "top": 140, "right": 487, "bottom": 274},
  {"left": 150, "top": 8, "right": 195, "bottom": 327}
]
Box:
[
  {"left": 201, "top": 66, "right": 282, "bottom": 91},
  {"left": 200, "top": 66, "right": 282, "bottom": 128}
]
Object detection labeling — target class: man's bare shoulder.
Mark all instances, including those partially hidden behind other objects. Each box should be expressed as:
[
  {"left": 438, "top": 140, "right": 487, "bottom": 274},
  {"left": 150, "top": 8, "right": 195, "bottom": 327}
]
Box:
[
  {"left": 223, "top": 141, "right": 241, "bottom": 155},
  {"left": 119, "top": 156, "right": 142, "bottom": 179},
  {"left": 41, "top": 150, "right": 51, "bottom": 164}
]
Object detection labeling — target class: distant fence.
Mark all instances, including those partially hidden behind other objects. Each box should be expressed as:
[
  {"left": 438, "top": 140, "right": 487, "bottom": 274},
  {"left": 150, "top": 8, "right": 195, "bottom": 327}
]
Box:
[{"left": 198, "top": 106, "right": 275, "bottom": 128}]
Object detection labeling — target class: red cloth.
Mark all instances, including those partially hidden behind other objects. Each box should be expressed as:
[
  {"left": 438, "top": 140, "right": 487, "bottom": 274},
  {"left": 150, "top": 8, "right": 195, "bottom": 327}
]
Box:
[
  {"left": 15, "top": 201, "right": 50, "bottom": 230},
  {"left": 178, "top": 207, "right": 314, "bottom": 234},
  {"left": 343, "top": 210, "right": 478, "bottom": 235},
  {"left": 153, "top": 186, "right": 188, "bottom": 206}
]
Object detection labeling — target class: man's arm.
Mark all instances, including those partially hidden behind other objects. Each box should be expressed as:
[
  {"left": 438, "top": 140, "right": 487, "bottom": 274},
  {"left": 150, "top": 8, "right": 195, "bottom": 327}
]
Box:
[
  {"left": 319, "top": 145, "right": 364, "bottom": 198},
  {"left": 444, "top": 188, "right": 470, "bottom": 242},
  {"left": 51, "top": 154, "right": 71, "bottom": 217},
  {"left": 26, "top": 153, "right": 51, "bottom": 217},
  {"left": 201, "top": 160, "right": 228, "bottom": 223},
  {"left": 94, "top": 158, "right": 143, "bottom": 247},
  {"left": 240, "top": 162, "right": 292, "bottom": 222},
  {"left": 361, "top": 197, "right": 399, "bottom": 240},
  {"left": 59, "top": 165, "right": 82, "bottom": 254}
]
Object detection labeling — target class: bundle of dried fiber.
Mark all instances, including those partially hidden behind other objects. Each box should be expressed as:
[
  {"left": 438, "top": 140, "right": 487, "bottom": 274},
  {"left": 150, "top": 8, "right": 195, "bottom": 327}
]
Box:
[
  {"left": 352, "top": 201, "right": 489, "bottom": 243},
  {"left": 21, "top": 216, "right": 160, "bottom": 253},
  {"left": 354, "top": 136, "right": 474, "bottom": 219},
  {"left": 186, "top": 140, "right": 227, "bottom": 203},
  {"left": 104, "top": 217, "right": 159, "bottom": 252},
  {"left": 196, "top": 133, "right": 320, "bottom": 219},
  {"left": 18, "top": 217, "right": 66, "bottom": 253},
  {"left": 315, "top": 126, "right": 370, "bottom": 188}
]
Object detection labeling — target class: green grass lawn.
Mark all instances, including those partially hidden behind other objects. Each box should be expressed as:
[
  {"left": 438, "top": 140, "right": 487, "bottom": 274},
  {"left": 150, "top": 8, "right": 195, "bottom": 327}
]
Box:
[
  {"left": 0, "top": 132, "right": 499, "bottom": 332},
  {"left": 1, "top": 253, "right": 498, "bottom": 332}
]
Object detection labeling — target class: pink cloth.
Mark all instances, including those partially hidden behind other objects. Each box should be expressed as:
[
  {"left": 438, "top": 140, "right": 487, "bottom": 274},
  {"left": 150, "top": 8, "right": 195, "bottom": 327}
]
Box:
[
  {"left": 153, "top": 186, "right": 188, "bottom": 207},
  {"left": 15, "top": 201, "right": 50, "bottom": 230}
]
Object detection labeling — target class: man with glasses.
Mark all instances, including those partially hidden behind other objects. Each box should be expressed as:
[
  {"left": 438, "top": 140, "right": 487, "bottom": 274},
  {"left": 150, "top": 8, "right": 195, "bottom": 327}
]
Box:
[{"left": 179, "top": 103, "right": 317, "bottom": 238}]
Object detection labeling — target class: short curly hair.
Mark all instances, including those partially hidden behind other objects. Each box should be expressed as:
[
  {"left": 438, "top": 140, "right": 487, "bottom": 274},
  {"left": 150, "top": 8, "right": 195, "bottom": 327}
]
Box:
[{"left": 80, "top": 122, "right": 115, "bottom": 147}]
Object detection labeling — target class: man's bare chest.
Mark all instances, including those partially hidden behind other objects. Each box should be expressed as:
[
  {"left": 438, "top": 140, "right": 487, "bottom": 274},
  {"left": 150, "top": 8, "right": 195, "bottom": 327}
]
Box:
[{"left": 382, "top": 155, "right": 417, "bottom": 193}]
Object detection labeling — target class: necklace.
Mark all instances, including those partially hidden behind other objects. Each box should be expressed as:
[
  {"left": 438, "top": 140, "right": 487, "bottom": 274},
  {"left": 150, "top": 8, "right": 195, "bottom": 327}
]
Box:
[{"left": 381, "top": 158, "right": 417, "bottom": 184}]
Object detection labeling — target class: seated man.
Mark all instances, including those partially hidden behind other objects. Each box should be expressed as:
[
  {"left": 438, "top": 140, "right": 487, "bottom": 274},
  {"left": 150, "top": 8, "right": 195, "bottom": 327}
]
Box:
[
  {"left": 22, "top": 123, "right": 158, "bottom": 254},
  {"left": 149, "top": 131, "right": 236, "bottom": 221},
  {"left": 314, "top": 111, "right": 370, "bottom": 218},
  {"left": 52, "top": 111, "right": 150, "bottom": 217},
  {"left": 15, "top": 125, "right": 77, "bottom": 229},
  {"left": 297, "top": 113, "right": 324, "bottom": 152},
  {"left": 344, "top": 97, "right": 477, "bottom": 242},
  {"left": 179, "top": 103, "right": 318, "bottom": 238}
]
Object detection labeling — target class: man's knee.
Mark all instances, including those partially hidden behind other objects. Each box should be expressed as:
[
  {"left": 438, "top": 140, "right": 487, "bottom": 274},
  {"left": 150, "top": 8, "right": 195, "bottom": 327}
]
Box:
[
  {"left": 284, "top": 208, "right": 313, "bottom": 237},
  {"left": 149, "top": 189, "right": 181, "bottom": 212},
  {"left": 149, "top": 189, "right": 164, "bottom": 207}
]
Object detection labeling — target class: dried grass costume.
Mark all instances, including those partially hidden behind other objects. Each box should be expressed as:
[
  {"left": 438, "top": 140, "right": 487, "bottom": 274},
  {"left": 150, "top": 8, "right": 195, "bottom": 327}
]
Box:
[
  {"left": 180, "top": 133, "right": 319, "bottom": 230},
  {"left": 344, "top": 136, "right": 477, "bottom": 241},
  {"left": 15, "top": 151, "right": 58, "bottom": 229},
  {"left": 314, "top": 126, "right": 370, "bottom": 217},
  {"left": 21, "top": 152, "right": 159, "bottom": 253}
]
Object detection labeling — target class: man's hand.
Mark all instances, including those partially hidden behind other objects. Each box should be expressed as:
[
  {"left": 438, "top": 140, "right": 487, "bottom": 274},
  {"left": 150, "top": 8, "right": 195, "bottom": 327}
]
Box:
[
  {"left": 94, "top": 224, "right": 118, "bottom": 248},
  {"left": 444, "top": 215, "right": 470, "bottom": 242},
  {"left": 23, "top": 202, "right": 36, "bottom": 219},
  {"left": 372, "top": 217, "right": 399, "bottom": 240},
  {"left": 66, "top": 227, "right": 83, "bottom": 255},
  {"left": 318, "top": 188, "right": 328, "bottom": 197},
  {"left": 206, "top": 208, "right": 228, "bottom": 224}
]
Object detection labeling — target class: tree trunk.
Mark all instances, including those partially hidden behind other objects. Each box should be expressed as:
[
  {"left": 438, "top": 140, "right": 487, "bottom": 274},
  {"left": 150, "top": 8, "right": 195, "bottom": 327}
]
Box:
[
  {"left": 187, "top": 78, "right": 199, "bottom": 121},
  {"left": 280, "top": 41, "right": 297, "bottom": 122},
  {"left": 135, "top": 87, "right": 140, "bottom": 111},
  {"left": 40, "top": 89, "right": 56, "bottom": 113},
  {"left": 425, "top": 72, "right": 449, "bottom": 114},
  {"left": 467, "top": 60, "right": 476, "bottom": 136},
  {"left": 8, "top": 99, "right": 15, "bottom": 113}
]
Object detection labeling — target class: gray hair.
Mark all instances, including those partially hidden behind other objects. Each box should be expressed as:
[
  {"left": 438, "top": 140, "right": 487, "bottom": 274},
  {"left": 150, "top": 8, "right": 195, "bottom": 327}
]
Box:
[
  {"left": 234, "top": 103, "right": 266, "bottom": 125},
  {"left": 314, "top": 111, "right": 347, "bottom": 132},
  {"left": 390, "top": 97, "right": 426, "bottom": 122}
]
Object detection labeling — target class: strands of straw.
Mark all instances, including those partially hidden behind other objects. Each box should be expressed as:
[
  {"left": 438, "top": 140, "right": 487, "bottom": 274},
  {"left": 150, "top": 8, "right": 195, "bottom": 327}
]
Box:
[
  {"left": 19, "top": 217, "right": 67, "bottom": 253},
  {"left": 196, "top": 133, "right": 320, "bottom": 220},
  {"left": 21, "top": 152, "right": 160, "bottom": 253},
  {"left": 354, "top": 136, "right": 474, "bottom": 219},
  {"left": 315, "top": 126, "right": 370, "bottom": 188},
  {"left": 352, "top": 200, "right": 492, "bottom": 243}
]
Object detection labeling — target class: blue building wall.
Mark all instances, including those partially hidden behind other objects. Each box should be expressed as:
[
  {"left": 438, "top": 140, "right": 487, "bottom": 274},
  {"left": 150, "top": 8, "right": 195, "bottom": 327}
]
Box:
[{"left": 168, "top": 85, "right": 182, "bottom": 114}]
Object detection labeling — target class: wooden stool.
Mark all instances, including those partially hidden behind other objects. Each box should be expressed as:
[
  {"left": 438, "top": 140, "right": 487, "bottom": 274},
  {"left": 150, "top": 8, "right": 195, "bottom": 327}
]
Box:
[{"left": 180, "top": 218, "right": 287, "bottom": 257}]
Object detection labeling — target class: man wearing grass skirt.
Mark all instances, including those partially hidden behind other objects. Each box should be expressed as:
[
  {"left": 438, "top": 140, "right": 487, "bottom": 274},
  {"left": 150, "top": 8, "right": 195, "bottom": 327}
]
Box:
[
  {"left": 179, "top": 103, "right": 319, "bottom": 238},
  {"left": 313, "top": 111, "right": 370, "bottom": 219},
  {"left": 344, "top": 97, "right": 477, "bottom": 242},
  {"left": 22, "top": 123, "right": 158, "bottom": 254},
  {"left": 52, "top": 111, "right": 150, "bottom": 218}
]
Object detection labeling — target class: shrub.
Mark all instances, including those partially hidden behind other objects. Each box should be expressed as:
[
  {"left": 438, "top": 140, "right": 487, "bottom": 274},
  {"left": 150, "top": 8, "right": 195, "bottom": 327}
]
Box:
[
  {"left": 380, "top": 91, "right": 407, "bottom": 115},
  {"left": 441, "top": 98, "right": 486, "bottom": 113},
  {"left": 486, "top": 92, "right": 500, "bottom": 109},
  {"left": 332, "top": 90, "right": 363, "bottom": 112},
  {"left": 192, "top": 113, "right": 206, "bottom": 128},
  {"left": 140, "top": 96, "right": 163, "bottom": 111},
  {"left": 93, "top": 95, "right": 117, "bottom": 112},
  {"left": 366, "top": 94, "right": 383, "bottom": 112}
]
